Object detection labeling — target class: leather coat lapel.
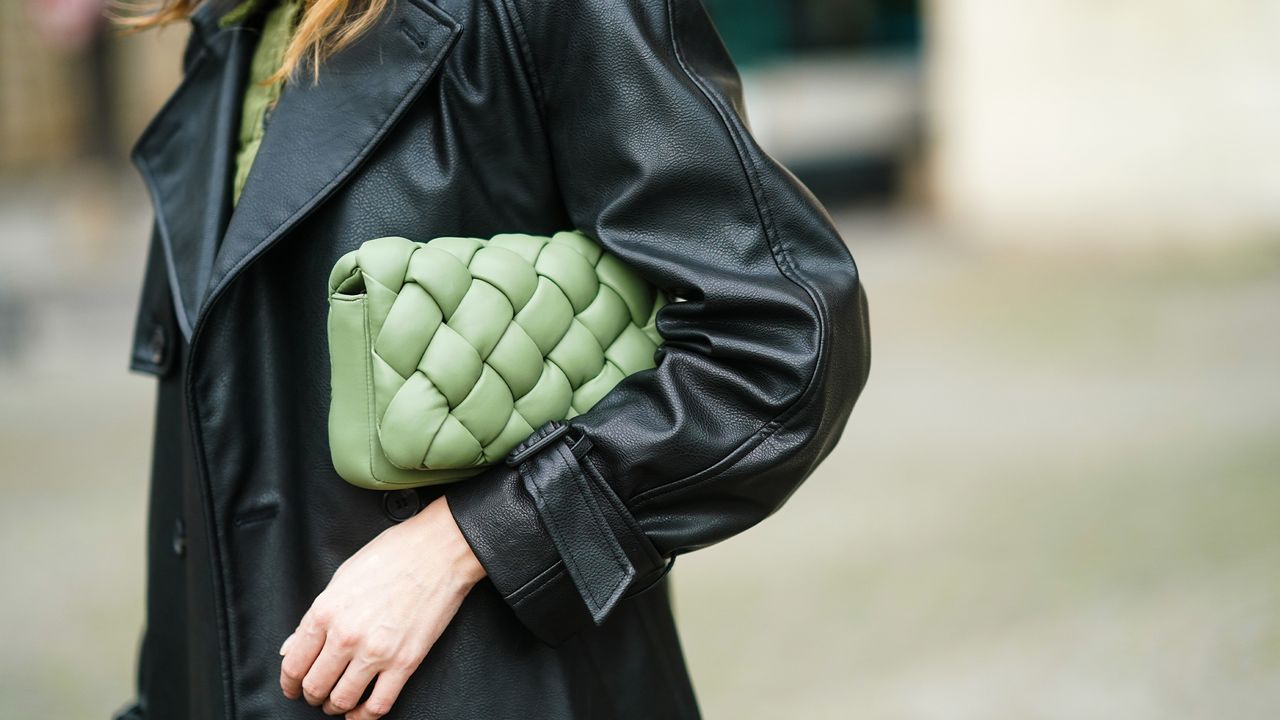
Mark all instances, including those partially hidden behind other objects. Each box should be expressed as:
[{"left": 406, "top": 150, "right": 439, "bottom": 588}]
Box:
[
  {"left": 131, "top": 4, "right": 255, "bottom": 341},
  {"left": 202, "top": 0, "right": 461, "bottom": 328}
]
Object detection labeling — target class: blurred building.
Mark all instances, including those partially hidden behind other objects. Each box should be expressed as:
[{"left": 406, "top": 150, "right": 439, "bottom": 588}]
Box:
[
  {"left": 0, "top": 0, "right": 924, "bottom": 209},
  {"left": 0, "top": 0, "right": 186, "bottom": 173},
  {"left": 706, "top": 0, "right": 925, "bottom": 207},
  {"left": 5, "top": 0, "right": 1279, "bottom": 249},
  {"left": 927, "top": 0, "right": 1280, "bottom": 247}
]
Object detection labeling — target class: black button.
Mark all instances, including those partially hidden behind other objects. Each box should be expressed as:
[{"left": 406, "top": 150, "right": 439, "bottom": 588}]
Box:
[
  {"left": 382, "top": 489, "right": 421, "bottom": 523},
  {"left": 147, "top": 325, "right": 167, "bottom": 366},
  {"left": 171, "top": 517, "right": 186, "bottom": 557}
]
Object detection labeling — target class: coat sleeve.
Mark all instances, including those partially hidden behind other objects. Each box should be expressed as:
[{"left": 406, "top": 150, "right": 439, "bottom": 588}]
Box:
[{"left": 443, "top": 0, "right": 872, "bottom": 645}]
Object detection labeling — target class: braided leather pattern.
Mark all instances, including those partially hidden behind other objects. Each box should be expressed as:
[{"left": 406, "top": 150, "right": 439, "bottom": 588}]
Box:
[{"left": 327, "top": 230, "right": 668, "bottom": 487}]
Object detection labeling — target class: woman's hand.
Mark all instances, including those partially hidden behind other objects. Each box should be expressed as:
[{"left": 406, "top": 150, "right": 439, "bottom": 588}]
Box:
[{"left": 279, "top": 495, "right": 486, "bottom": 719}]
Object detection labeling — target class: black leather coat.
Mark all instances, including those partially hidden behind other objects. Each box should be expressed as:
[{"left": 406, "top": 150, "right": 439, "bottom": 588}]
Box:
[{"left": 116, "top": 0, "right": 870, "bottom": 717}]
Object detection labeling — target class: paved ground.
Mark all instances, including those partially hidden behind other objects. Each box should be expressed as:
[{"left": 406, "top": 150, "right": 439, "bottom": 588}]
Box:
[{"left": 1, "top": 177, "right": 1278, "bottom": 718}]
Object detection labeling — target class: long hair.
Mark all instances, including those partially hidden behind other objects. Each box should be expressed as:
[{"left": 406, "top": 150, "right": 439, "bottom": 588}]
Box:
[{"left": 110, "top": 0, "right": 389, "bottom": 84}]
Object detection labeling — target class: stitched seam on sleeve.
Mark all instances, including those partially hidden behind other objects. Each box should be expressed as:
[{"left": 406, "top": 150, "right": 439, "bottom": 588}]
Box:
[
  {"left": 625, "top": 0, "right": 834, "bottom": 508},
  {"left": 496, "top": 0, "right": 550, "bottom": 138},
  {"left": 496, "top": 0, "right": 838, "bottom": 604},
  {"left": 507, "top": 560, "right": 567, "bottom": 604}
]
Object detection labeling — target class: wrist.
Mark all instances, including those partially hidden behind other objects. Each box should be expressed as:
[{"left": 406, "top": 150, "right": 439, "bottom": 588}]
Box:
[{"left": 419, "top": 495, "right": 487, "bottom": 589}]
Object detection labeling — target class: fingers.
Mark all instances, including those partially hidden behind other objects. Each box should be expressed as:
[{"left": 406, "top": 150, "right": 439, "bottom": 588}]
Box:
[
  {"left": 322, "top": 657, "right": 378, "bottom": 716},
  {"left": 301, "top": 628, "right": 357, "bottom": 706},
  {"left": 345, "top": 667, "right": 414, "bottom": 720},
  {"left": 280, "top": 606, "right": 330, "bottom": 700}
]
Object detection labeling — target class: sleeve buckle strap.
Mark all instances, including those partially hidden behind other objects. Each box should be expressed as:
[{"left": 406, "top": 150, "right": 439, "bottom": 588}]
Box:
[
  {"left": 514, "top": 424, "right": 637, "bottom": 625},
  {"left": 506, "top": 419, "right": 572, "bottom": 466},
  {"left": 506, "top": 419, "right": 596, "bottom": 467}
]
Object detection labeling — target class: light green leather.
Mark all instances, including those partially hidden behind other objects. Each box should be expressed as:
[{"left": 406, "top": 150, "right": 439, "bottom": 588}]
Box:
[{"left": 327, "top": 230, "right": 669, "bottom": 489}]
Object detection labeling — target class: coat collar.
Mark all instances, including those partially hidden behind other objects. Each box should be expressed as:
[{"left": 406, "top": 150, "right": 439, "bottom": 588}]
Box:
[
  {"left": 131, "top": 3, "right": 253, "bottom": 341},
  {"left": 132, "top": 0, "right": 461, "bottom": 341}
]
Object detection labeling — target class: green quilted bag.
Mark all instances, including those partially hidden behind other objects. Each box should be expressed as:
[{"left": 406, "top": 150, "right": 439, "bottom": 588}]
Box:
[{"left": 327, "top": 230, "right": 669, "bottom": 489}]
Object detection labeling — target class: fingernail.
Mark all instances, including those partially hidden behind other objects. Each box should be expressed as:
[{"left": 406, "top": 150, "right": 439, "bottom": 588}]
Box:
[{"left": 279, "top": 633, "right": 293, "bottom": 655}]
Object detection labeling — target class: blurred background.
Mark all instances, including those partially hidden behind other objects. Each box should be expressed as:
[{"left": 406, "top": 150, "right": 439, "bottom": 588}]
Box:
[{"left": 2, "top": 0, "right": 1279, "bottom": 717}]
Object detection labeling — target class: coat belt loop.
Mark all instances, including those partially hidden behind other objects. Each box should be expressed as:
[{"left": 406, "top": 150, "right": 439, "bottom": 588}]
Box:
[{"left": 516, "top": 434, "right": 636, "bottom": 625}]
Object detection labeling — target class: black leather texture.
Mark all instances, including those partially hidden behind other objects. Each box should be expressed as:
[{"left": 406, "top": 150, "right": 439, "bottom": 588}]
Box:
[{"left": 122, "top": 0, "right": 871, "bottom": 717}]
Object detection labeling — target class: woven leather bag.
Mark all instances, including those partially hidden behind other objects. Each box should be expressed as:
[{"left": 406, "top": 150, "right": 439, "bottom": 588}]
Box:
[{"left": 327, "top": 230, "right": 669, "bottom": 489}]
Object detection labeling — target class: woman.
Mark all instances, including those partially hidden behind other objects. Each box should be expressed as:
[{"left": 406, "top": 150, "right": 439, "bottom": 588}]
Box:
[{"left": 114, "top": 0, "right": 871, "bottom": 717}]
